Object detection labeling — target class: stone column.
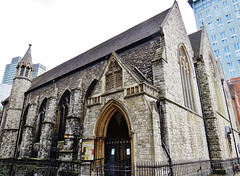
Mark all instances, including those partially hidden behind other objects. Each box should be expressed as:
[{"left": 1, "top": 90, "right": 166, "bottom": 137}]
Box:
[
  {"left": 38, "top": 90, "right": 58, "bottom": 159},
  {"left": 19, "top": 98, "right": 39, "bottom": 158},
  {"left": 61, "top": 86, "right": 83, "bottom": 160}
]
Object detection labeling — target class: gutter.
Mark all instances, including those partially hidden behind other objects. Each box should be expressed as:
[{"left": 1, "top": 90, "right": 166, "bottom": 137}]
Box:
[{"left": 157, "top": 100, "right": 173, "bottom": 176}]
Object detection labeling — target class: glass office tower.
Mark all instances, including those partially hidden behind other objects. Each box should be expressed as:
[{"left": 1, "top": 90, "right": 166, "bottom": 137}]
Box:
[
  {"left": 189, "top": 0, "right": 240, "bottom": 80},
  {"left": 2, "top": 57, "right": 22, "bottom": 85},
  {"left": 33, "top": 63, "right": 47, "bottom": 78}
]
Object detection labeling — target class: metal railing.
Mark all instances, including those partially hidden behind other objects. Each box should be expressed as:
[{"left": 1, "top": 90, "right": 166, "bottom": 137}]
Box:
[
  {"left": 95, "top": 158, "right": 240, "bottom": 176},
  {"left": 0, "top": 158, "right": 239, "bottom": 175}
]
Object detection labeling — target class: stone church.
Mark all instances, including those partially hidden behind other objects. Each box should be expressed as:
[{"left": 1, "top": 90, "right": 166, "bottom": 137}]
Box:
[{"left": 0, "top": 1, "right": 240, "bottom": 175}]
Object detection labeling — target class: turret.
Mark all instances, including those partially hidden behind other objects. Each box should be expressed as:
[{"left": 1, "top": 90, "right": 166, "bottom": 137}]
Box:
[
  {"left": 0, "top": 44, "right": 33, "bottom": 158},
  {"left": 16, "top": 44, "right": 33, "bottom": 79}
]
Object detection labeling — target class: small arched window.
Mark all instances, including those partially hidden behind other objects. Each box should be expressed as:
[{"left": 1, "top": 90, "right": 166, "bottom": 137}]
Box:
[
  {"left": 20, "top": 65, "right": 25, "bottom": 76},
  {"left": 57, "top": 91, "right": 70, "bottom": 141},
  {"left": 35, "top": 98, "right": 47, "bottom": 143},
  {"left": 25, "top": 67, "right": 30, "bottom": 77},
  {"left": 179, "top": 46, "right": 195, "bottom": 111}
]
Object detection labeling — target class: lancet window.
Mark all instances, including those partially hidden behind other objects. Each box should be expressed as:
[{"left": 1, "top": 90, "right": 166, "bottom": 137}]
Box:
[
  {"left": 57, "top": 90, "right": 70, "bottom": 141},
  {"left": 25, "top": 66, "right": 30, "bottom": 77},
  {"left": 20, "top": 65, "right": 25, "bottom": 76},
  {"left": 35, "top": 99, "right": 47, "bottom": 143},
  {"left": 19, "top": 105, "right": 29, "bottom": 146},
  {"left": 179, "top": 46, "right": 195, "bottom": 111}
]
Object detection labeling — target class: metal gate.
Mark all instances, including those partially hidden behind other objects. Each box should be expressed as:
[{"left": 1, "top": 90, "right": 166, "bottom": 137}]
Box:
[{"left": 104, "top": 137, "right": 131, "bottom": 176}]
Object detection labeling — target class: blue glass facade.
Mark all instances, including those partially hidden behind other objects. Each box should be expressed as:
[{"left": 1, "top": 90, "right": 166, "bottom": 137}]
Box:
[
  {"left": 33, "top": 63, "right": 47, "bottom": 78},
  {"left": 189, "top": 0, "right": 240, "bottom": 80},
  {"left": 2, "top": 57, "right": 22, "bottom": 85}
]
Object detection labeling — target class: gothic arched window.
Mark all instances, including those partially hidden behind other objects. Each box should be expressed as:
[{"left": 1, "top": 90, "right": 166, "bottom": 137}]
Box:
[
  {"left": 35, "top": 98, "right": 47, "bottom": 143},
  {"left": 25, "top": 66, "right": 30, "bottom": 77},
  {"left": 57, "top": 91, "right": 70, "bottom": 141},
  {"left": 19, "top": 105, "right": 29, "bottom": 146},
  {"left": 179, "top": 46, "right": 195, "bottom": 111},
  {"left": 105, "top": 59, "right": 122, "bottom": 91},
  {"left": 20, "top": 65, "right": 25, "bottom": 76}
]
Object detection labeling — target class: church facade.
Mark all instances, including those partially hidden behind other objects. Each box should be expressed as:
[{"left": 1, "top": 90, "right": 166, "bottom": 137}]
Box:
[{"left": 0, "top": 2, "right": 240, "bottom": 175}]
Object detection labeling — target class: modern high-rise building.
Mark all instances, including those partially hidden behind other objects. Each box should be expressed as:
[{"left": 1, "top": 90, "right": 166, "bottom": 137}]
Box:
[
  {"left": 2, "top": 57, "right": 47, "bottom": 85},
  {"left": 2, "top": 57, "right": 22, "bottom": 85},
  {"left": 188, "top": 0, "right": 240, "bottom": 80},
  {"left": 33, "top": 63, "right": 47, "bottom": 78}
]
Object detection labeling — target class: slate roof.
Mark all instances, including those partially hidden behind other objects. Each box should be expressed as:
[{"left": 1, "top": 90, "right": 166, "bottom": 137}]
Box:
[
  {"left": 29, "top": 8, "right": 170, "bottom": 91},
  {"left": 188, "top": 30, "right": 202, "bottom": 58}
]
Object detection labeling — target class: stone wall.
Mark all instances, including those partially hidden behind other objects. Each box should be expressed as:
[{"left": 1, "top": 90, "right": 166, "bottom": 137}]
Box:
[
  {"left": 155, "top": 3, "right": 209, "bottom": 162},
  {"left": 18, "top": 60, "right": 108, "bottom": 161},
  {"left": 0, "top": 77, "right": 32, "bottom": 158},
  {"left": 83, "top": 54, "right": 166, "bottom": 162}
]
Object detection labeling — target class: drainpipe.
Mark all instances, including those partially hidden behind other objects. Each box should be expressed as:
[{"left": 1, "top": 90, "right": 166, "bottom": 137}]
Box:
[
  {"left": 194, "top": 63, "right": 212, "bottom": 161},
  {"left": 157, "top": 100, "right": 173, "bottom": 176},
  {"left": 221, "top": 78, "right": 239, "bottom": 164}
]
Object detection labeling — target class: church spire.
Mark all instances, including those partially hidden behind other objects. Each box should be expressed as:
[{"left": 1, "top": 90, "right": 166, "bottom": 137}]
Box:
[
  {"left": 16, "top": 44, "right": 33, "bottom": 79},
  {"left": 21, "top": 44, "right": 33, "bottom": 66}
]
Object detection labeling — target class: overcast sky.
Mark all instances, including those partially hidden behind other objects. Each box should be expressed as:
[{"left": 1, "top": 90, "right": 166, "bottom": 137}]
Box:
[{"left": 0, "top": 0, "right": 197, "bottom": 82}]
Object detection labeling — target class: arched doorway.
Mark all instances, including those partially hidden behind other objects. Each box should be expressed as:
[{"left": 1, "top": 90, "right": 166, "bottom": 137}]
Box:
[
  {"left": 95, "top": 100, "right": 132, "bottom": 175},
  {"left": 105, "top": 111, "right": 131, "bottom": 172}
]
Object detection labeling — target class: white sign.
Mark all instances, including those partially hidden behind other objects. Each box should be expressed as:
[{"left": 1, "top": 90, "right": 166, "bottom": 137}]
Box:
[
  {"left": 126, "top": 148, "right": 130, "bottom": 155},
  {"left": 111, "top": 148, "right": 115, "bottom": 155}
]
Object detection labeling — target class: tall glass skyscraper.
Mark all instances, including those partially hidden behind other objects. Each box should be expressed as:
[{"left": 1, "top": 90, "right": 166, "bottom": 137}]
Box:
[
  {"left": 189, "top": 0, "right": 240, "bottom": 80},
  {"left": 2, "top": 57, "right": 47, "bottom": 85},
  {"left": 2, "top": 57, "right": 22, "bottom": 85},
  {"left": 33, "top": 63, "right": 47, "bottom": 78}
]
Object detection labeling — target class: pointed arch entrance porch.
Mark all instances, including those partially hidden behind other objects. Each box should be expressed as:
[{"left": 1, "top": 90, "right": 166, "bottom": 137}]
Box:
[{"left": 95, "top": 100, "right": 133, "bottom": 167}]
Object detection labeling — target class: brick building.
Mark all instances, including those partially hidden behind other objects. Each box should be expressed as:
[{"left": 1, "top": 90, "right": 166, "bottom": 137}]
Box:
[
  {"left": 228, "top": 77, "right": 240, "bottom": 129},
  {"left": 0, "top": 2, "right": 239, "bottom": 175}
]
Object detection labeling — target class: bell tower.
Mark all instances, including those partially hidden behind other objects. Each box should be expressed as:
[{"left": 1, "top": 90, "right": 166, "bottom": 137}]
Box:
[
  {"left": 0, "top": 44, "right": 33, "bottom": 158},
  {"left": 16, "top": 44, "right": 33, "bottom": 79}
]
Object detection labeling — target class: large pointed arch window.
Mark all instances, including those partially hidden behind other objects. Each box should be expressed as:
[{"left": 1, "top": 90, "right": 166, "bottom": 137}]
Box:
[
  {"left": 57, "top": 90, "right": 70, "bottom": 141},
  {"left": 179, "top": 46, "right": 195, "bottom": 111},
  {"left": 35, "top": 98, "right": 47, "bottom": 143}
]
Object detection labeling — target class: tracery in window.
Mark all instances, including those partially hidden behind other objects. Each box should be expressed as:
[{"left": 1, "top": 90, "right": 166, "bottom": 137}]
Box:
[
  {"left": 179, "top": 46, "right": 195, "bottom": 111},
  {"left": 35, "top": 98, "right": 47, "bottom": 143},
  {"left": 105, "top": 59, "right": 122, "bottom": 91},
  {"left": 57, "top": 90, "right": 70, "bottom": 141}
]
